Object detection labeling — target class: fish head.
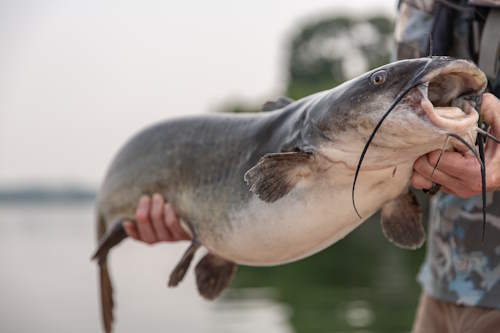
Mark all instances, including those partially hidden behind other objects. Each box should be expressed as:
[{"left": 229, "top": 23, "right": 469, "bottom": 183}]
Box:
[{"left": 312, "top": 57, "right": 487, "bottom": 166}]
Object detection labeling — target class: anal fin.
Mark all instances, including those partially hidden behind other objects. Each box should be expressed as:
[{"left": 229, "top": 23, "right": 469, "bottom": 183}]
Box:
[
  {"left": 168, "top": 241, "right": 200, "bottom": 287},
  {"left": 380, "top": 191, "right": 425, "bottom": 249}
]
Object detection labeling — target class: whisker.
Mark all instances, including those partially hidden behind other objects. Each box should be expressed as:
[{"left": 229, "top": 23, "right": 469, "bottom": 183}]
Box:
[
  {"left": 351, "top": 87, "right": 416, "bottom": 218},
  {"left": 474, "top": 122, "right": 500, "bottom": 241},
  {"left": 468, "top": 130, "right": 481, "bottom": 165},
  {"left": 477, "top": 130, "right": 487, "bottom": 242},
  {"left": 467, "top": 130, "right": 476, "bottom": 148},
  {"left": 446, "top": 133, "right": 484, "bottom": 169},
  {"left": 475, "top": 126, "right": 500, "bottom": 144},
  {"left": 351, "top": 60, "right": 432, "bottom": 218},
  {"left": 447, "top": 133, "right": 486, "bottom": 241},
  {"left": 432, "top": 136, "right": 450, "bottom": 178}
]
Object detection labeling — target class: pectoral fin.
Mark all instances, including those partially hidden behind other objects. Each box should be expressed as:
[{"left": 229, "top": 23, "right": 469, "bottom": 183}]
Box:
[
  {"left": 244, "top": 151, "right": 314, "bottom": 203},
  {"left": 380, "top": 191, "right": 425, "bottom": 249}
]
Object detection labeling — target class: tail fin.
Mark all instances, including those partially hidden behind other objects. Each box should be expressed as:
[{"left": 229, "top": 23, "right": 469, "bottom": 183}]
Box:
[
  {"left": 92, "top": 217, "right": 128, "bottom": 333},
  {"left": 98, "top": 258, "right": 114, "bottom": 333}
]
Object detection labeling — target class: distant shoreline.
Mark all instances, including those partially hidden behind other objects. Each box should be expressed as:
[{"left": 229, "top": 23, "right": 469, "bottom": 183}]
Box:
[{"left": 0, "top": 187, "right": 96, "bottom": 203}]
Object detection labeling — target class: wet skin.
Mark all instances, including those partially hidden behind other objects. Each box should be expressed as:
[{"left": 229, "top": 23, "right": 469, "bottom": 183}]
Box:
[
  {"left": 97, "top": 57, "right": 487, "bottom": 260},
  {"left": 94, "top": 58, "right": 492, "bottom": 333},
  {"left": 125, "top": 93, "right": 500, "bottom": 245}
]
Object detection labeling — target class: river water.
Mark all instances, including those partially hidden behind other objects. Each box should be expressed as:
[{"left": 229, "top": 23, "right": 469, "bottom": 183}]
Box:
[
  {"left": 0, "top": 202, "right": 293, "bottom": 333},
  {"left": 0, "top": 201, "right": 425, "bottom": 333}
]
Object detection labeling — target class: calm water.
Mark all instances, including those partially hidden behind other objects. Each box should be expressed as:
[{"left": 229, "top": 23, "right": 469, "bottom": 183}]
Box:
[{"left": 0, "top": 201, "right": 426, "bottom": 333}]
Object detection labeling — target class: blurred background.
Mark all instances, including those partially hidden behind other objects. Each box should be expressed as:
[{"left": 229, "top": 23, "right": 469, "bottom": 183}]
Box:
[{"left": 0, "top": 1, "right": 428, "bottom": 332}]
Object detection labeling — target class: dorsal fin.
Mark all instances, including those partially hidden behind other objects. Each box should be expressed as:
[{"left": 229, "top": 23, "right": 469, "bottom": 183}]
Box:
[{"left": 261, "top": 96, "right": 294, "bottom": 111}]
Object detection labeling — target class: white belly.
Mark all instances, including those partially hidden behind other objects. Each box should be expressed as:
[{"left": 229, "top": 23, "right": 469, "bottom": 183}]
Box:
[{"left": 204, "top": 162, "right": 414, "bottom": 266}]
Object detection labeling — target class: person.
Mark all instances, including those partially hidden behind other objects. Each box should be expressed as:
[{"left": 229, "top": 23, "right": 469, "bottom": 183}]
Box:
[
  {"left": 394, "top": 1, "right": 500, "bottom": 332},
  {"left": 122, "top": 2, "right": 500, "bottom": 332}
]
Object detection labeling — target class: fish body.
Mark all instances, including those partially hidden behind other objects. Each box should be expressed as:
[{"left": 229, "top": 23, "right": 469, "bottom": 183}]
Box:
[
  {"left": 97, "top": 102, "right": 410, "bottom": 265},
  {"left": 93, "top": 57, "right": 487, "bottom": 332}
]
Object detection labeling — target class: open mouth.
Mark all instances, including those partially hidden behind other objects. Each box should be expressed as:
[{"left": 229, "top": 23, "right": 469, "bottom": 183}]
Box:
[{"left": 412, "top": 60, "right": 487, "bottom": 131}]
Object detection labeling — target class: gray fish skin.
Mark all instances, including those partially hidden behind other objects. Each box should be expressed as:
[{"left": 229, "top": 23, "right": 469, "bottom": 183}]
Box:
[
  {"left": 97, "top": 57, "right": 486, "bottom": 264},
  {"left": 93, "top": 56, "right": 487, "bottom": 333},
  {"left": 97, "top": 111, "right": 301, "bottom": 242}
]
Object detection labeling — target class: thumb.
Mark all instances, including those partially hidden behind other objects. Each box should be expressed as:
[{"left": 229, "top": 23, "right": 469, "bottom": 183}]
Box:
[
  {"left": 481, "top": 93, "right": 500, "bottom": 131},
  {"left": 481, "top": 93, "right": 500, "bottom": 161}
]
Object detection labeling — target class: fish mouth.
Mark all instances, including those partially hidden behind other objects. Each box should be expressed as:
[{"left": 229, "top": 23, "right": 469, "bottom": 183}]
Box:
[{"left": 411, "top": 59, "right": 487, "bottom": 132}]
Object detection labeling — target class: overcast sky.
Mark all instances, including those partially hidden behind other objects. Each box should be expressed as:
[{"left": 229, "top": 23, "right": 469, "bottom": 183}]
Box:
[{"left": 0, "top": 0, "right": 396, "bottom": 187}]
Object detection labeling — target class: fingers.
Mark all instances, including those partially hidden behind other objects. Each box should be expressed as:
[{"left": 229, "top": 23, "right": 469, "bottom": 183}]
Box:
[
  {"left": 136, "top": 195, "right": 157, "bottom": 244},
  {"left": 426, "top": 150, "right": 481, "bottom": 180},
  {"left": 164, "top": 203, "right": 191, "bottom": 240},
  {"left": 150, "top": 193, "right": 172, "bottom": 241},
  {"left": 123, "top": 220, "right": 139, "bottom": 240},
  {"left": 438, "top": 185, "right": 459, "bottom": 196},
  {"left": 481, "top": 93, "right": 500, "bottom": 159},
  {"left": 481, "top": 93, "right": 500, "bottom": 128},
  {"left": 480, "top": 94, "right": 500, "bottom": 191},
  {"left": 481, "top": 93, "right": 500, "bottom": 168},
  {"left": 413, "top": 153, "right": 465, "bottom": 193},
  {"left": 411, "top": 171, "right": 433, "bottom": 190},
  {"left": 123, "top": 193, "right": 191, "bottom": 244},
  {"left": 414, "top": 95, "right": 500, "bottom": 197},
  {"left": 124, "top": 193, "right": 190, "bottom": 244},
  {"left": 414, "top": 152, "right": 489, "bottom": 198}
]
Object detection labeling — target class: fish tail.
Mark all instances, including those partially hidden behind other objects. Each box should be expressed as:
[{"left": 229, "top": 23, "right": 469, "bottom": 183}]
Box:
[
  {"left": 91, "top": 218, "right": 128, "bottom": 261},
  {"left": 98, "top": 257, "right": 114, "bottom": 333},
  {"left": 92, "top": 216, "right": 128, "bottom": 333}
]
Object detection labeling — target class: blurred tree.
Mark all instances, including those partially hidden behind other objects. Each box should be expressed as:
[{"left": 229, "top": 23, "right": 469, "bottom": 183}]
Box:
[
  {"left": 220, "top": 15, "right": 394, "bottom": 114},
  {"left": 286, "top": 16, "right": 394, "bottom": 99}
]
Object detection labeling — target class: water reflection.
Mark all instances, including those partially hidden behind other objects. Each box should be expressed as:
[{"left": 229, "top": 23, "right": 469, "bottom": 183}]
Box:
[
  {"left": 0, "top": 202, "right": 425, "bottom": 333},
  {"left": 0, "top": 203, "right": 291, "bottom": 333}
]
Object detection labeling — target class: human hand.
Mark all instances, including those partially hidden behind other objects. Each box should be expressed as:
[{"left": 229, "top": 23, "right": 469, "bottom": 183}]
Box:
[
  {"left": 411, "top": 93, "right": 500, "bottom": 198},
  {"left": 123, "top": 193, "right": 191, "bottom": 244}
]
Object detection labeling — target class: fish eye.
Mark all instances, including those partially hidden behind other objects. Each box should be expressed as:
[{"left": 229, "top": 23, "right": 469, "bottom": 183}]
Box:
[{"left": 370, "top": 70, "right": 387, "bottom": 86}]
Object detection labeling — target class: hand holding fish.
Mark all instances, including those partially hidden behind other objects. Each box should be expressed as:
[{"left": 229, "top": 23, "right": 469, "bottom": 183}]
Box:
[
  {"left": 411, "top": 93, "right": 500, "bottom": 198},
  {"left": 123, "top": 193, "right": 191, "bottom": 243}
]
